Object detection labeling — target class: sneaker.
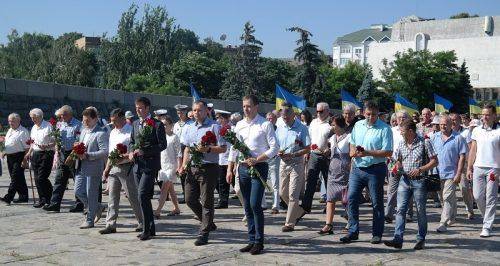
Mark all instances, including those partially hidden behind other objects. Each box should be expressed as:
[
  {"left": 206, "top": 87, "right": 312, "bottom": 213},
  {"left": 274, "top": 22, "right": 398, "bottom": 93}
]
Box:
[
  {"left": 436, "top": 224, "right": 447, "bottom": 233},
  {"left": 371, "top": 236, "right": 382, "bottom": 244},
  {"left": 413, "top": 240, "right": 425, "bottom": 250},
  {"left": 383, "top": 240, "right": 402, "bottom": 249},
  {"left": 480, "top": 228, "right": 491, "bottom": 238}
]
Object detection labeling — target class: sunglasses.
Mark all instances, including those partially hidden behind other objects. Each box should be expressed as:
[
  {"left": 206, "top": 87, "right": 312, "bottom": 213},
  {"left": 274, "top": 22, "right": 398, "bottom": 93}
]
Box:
[{"left": 316, "top": 110, "right": 324, "bottom": 113}]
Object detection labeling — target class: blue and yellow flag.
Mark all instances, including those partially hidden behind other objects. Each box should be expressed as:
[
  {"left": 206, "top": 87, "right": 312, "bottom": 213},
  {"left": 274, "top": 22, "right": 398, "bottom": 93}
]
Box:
[
  {"left": 469, "top": 98, "right": 481, "bottom": 115},
  {"left": 434, "top": 94, "right": 453, "bottom": 114},
  {"left": 190, "top": 83, "right": 201, "bottom": 103},
  {"left": 497, "top": 99, "right": 500, "bottom": 114},
  {"left": 275, "top": 84, "right": 306, "bottom": 112},
  {"left": 394, "top": 93, "right": 418, "bottom": 115},
  {"left": 341, "top": 89, "right": 363, "bottom": 110}
]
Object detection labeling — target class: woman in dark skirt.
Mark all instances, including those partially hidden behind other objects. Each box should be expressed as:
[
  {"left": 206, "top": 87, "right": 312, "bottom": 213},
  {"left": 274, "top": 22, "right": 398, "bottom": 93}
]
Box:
[{"left": 318, "top": 116, "right": 351, "bottom": 235}]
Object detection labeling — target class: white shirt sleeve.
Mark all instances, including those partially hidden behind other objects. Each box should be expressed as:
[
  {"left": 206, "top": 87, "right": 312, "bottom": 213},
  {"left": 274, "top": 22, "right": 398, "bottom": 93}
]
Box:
[{"left": 263, "top": 121, "right": 279, "bottom": 159}]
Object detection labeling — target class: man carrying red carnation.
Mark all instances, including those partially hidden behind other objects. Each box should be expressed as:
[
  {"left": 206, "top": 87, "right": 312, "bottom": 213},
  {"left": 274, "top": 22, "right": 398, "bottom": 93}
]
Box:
[{"left": 179, "top": 100, "right": 227, "bottom": 246}]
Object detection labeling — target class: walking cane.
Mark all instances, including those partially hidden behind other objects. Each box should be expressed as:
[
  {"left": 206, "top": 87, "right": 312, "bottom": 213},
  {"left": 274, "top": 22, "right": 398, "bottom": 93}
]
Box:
[{"left": 23, "top": 158, "right": 36, "bottom": 204}]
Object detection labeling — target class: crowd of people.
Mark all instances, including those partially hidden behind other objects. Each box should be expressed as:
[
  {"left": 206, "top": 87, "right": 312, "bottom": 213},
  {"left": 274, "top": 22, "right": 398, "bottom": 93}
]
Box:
[{"left": 0, "top": 95, "right": 498, "bottom": 255}]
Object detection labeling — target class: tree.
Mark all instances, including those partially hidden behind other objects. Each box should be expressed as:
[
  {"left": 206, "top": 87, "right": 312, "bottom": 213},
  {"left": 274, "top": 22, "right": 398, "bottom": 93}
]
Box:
[
  {"left": 457, "top": 61, "right": 474, "bottom": 112},
  {"left": 450, "top": 12, "right": 479, "bottom": 19},
  {"left": 381, "top": 49, "right": 471, "bottom": 113},
  {"left": 357, "top": 67, "right": 375, "bottom": 102},
  {"left": 288, "top": 27, "right": 324, "bottom": 105},
  {"left": 259, "top": 58, "right": 297, "bottom": 103},
  {"left": 319, "top": 61, "right": 366, "bottom": 109},
  {"left": 220, "top": 21, "right": 263, "bottom": 100}
]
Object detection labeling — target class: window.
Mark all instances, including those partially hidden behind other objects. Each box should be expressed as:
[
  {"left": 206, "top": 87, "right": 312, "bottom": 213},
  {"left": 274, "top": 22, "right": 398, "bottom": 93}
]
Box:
[
  {"left": 475, "top": 91, "right": 482, "bottom": 100},
  {"left": 484, "top": 89, "right": 490, "bottom": 100},
  {"left": 355, "top": 48, "right": 362, "bottom": 54},
  {"left": 492, "top": 89, "right": 498, "bottom": 100},
  {"left": 340, "top": 58, "right": 350, "bottom": 66},
  {"left": 340, "top": 47, "right": 351, "bottom": 54},
  {"left": 332, "top": 59, "right": 338, "bottom": 66}
]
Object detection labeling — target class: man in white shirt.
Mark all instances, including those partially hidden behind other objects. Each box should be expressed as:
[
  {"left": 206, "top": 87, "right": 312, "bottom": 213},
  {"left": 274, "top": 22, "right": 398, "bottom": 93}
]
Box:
[
  {"left": 215, "top": 109, "right": 232, "bottom": 209},
  {"left": 266, "top": 111, "right": 281, "bottom": 214},
  {"left": 0, "top": 113, "right": 30, "bottom": 205},
  {"left": 467, "top": 104, "right": 499, "bottom": 237},
  {"left": 100, "top": 108, "right": 143, "bottom": 234},
  {"left": 227, "top": 95, "right": 279, "bottom": 255},
  {"left": 25, "top": 108, "right": 55, "bottom": 208},
  {"left": 302, "top": 102, "right": 332, "bottom": 214}
]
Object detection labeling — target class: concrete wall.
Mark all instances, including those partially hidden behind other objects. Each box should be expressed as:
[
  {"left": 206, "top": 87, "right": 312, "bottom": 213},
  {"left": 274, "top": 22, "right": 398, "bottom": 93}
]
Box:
[{"left": 0, "top": 78, "right": 278, "bottom": 126}]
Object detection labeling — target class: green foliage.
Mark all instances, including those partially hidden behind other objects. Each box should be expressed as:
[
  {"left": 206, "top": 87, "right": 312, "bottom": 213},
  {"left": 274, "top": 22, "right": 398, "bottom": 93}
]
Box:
[
  {"left": 450, "top": 12, "right": 479, "bottom": 19},
  {"left": 357, "top": 67, "right": 375, "bottom": 102},
  {"left": 381, "top": 49, "right": 472, "bottom": 113},
  {"left": 319, "top": 61, "right": 366, "bottom": 109}
]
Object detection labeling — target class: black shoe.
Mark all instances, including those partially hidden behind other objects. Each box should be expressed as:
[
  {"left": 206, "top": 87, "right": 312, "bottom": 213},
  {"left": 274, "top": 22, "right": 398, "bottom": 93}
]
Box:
[
  {"left": 413, "top": 240, "right": 425, "bottom": 250},
  {"left": 215, "top": 203, "right": 228, "bottom": 209},
  {"left": 295, "top": 210, "right": 307, "bottom": 226},
  {"left": 194, "top": 235, "right": 209, "bottom": 246},
  {"left": 99, "top": 227, "right": 117, "bottom": 234},
  {"left": 371, "top": 236, "right": 382, "bottom": 244},
  {"left": 69, "top": 204, "right": 84, "bottom": 213},
  {"left": 139, "top": 232, "right": 153, "bottom": 241},
  {"left": 33, "top": 201, "right": 46, "bottom": 208},
  {"left": 340, "top": 234, "right": 358, "bottom": 243},
  {"left": 208, "top": 223, "right": 217, "bottom": 232},
  {"left": 178, "top": 199, "right": 186, "bottom": 204},
  {"left": 13, "top": 197, "right": 28, "bottom": 203},
  {"left": 384, "top": 216, "right": 393, "bottom": 224},
  {"left": 318, "top": 224, "right": 334, "bottom": 235},
  {"left": 239, "top": 244, "right": 254, "bottom": 252},
  {"left": 249, "top": 243, "right": 264, "bottom": 255},
  {"left": 383, "top": 240, "right": 402, "bottom": 249},
  {"left": 43, "top": 203, "right": 60, "bottom": 212},
  {"left": 0, "top": 196, "right": 11, "bottom": 205}
]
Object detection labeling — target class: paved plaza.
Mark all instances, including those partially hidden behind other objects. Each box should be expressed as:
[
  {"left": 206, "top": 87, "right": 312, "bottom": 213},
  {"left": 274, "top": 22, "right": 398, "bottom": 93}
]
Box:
[{"left": 0, "top": 162, "right": 498, "bottom": 265}]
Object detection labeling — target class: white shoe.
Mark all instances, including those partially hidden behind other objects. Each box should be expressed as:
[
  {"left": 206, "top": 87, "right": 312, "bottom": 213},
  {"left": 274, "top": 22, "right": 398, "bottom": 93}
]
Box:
[
  {"left": 436, "top": 224, "right": 447, "bottom": 233},
  {"left": 80, "top": 221, "right": 94, "bottom": 229},
  {"left": 480, "top": 228, "right": 491, "bottom": 238}
]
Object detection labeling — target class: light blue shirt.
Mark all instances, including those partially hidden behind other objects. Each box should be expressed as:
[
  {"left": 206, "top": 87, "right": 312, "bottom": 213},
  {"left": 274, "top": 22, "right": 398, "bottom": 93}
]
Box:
[
  {"left": 181, "top": 118, "right": 226, "bottom": 164},
  {"left": 60, "top": 117, "right": 82, "bottom": 152},
  {"left": 349, "top": 118, "right": 393, "bottom": 167},
  {"left": 431, "top": 131, "right": 467, "bottom": 180},
  {"left": 275, "top": 119, "right": 311, "bottom": 154}
]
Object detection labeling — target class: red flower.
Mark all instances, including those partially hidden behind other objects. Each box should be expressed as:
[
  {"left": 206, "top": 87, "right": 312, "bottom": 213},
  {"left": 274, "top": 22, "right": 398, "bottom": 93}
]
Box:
[
  {"left": 219, "top": 125, "right": 231, "bottom": 137},
  {"left": 72, "top": 142, "right": 86, "bottom": 155},
  {"left": 49, "top": 117, "right": 57, "bottom": 126},
  {"left": 391, "top": 164, "right": 398, "bottom": 175},
  {"left": 310, "top": 144, "right": 318, "bottom": 150},
  {"left": 26, "top": 138, "right": 34, "bottom": 145},
  {"left": 356, "top": 145, "right": 365, "bottom": 152},
  {"left": 116, "top": 143, "right": 128, "bottom": 154},
  {"left": 145, "top": 118, "right": 155, "bottom": 127},
  {"left": 489, "top": 172, "right": 496, "bottom": 182},
  {"left": 75, "top": 130, "right": 81, "bottom": 135},
  {"left": 295, "top": 139, "right": 303, "bottom": 147},
  {"left": 201, "top": 135, "right": 209, "bottom": 143},
  {"left": 424, "top": 134, "right": 430, "bottom": 139}
]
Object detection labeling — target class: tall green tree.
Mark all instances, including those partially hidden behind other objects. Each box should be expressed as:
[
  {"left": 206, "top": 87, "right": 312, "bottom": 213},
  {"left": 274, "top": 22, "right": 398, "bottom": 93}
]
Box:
[
  {"left": 288, "top": 27, "right": 324, "bottom": 105},
  {"left": 319, "top": 61, "right": 366, "bottom": 109},
  {"left": 220, "top": 22, "right": 263, "bottom": 100},
  {"left": 357, "top": 67, "right": 375, "bottom": 102}
]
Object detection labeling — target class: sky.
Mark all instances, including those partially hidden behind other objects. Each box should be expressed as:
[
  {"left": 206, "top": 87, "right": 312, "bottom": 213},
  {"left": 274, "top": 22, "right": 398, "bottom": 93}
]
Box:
[{"left": 1, "top": 0, "right": 500, "bottom": 58}]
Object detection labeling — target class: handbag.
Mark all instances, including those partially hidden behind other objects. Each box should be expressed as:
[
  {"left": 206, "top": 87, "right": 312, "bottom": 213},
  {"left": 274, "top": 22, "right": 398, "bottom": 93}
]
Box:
[{"left": 421, "top": 140, "right": 441, "bottom": 192}]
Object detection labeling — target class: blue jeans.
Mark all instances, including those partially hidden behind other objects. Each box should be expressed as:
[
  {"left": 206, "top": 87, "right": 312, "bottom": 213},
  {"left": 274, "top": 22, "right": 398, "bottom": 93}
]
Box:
[
  {"left": 347, "top": 163, "right": 386, "bottom": 237},
  {"left": 239, "top": 163, "right": 268, "bottom": 244},
  {"left": 394, "top": 176, "right": 427, "bottom": 244},
  {"left": 74, "top": 174, "right": 101, "bottom": 225}
]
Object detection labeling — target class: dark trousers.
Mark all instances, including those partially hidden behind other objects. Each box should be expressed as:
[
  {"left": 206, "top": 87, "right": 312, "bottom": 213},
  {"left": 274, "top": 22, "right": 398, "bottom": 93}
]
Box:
[
  {"left": 31, "top": 150, "right": 54, "bottom": 203},
  {"left": 185, "top": 163, "right": 219, "bottom": 235},
  {"left": 135, "top": 167, "right": 157, "bottom": 235},
  {"left": 302, "top": 153, "right": 329, "bottom": 212},
  {"left": 216, "top": 165, "right": 229, "bottom": 206},
  {"left": 51, "top": 151, "right": 77, "bottom": 206},
  {"left": 239, "top": 163, "right": 268, "bottom": 244},
  {"left": 347, "top": 163, "right": 386, "bottom": 237},
  {"left": 4, "top": 152, "right": 28, "bottom": 201}
]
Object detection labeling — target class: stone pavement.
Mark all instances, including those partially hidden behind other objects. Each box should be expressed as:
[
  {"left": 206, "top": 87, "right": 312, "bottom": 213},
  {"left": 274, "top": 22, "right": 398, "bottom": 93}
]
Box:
[{"left": 0, "top": 161, "right": 499, "bottom": 265}]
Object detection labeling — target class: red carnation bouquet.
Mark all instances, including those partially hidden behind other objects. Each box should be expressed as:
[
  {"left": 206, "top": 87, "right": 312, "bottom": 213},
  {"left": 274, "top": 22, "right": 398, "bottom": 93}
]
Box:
[
  {"left": 489, "top": 171, "right": 496, "bottom": 182},
  {"left": 109, "top": 143, "right": 128, "bottom": 166},
  {"left": 310, "top": 144, "right": 318, "bottom": 150},
  {"left": 181, "top": 131, "right": 217, "bottom": 178},
  {"left": 219, "top": 124, "right": 271, "bottom": 191},
  {"left": 132, "top": 118, "right": 156, "bottom": 151},
  {"left": 49, "top": 117, "right": 62, "bottom": 150},
  {"left": 64, "top": 142, "right": 86, "bottom": 167}
]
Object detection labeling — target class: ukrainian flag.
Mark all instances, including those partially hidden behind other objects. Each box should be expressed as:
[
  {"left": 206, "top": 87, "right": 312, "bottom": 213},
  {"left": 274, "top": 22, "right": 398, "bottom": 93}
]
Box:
[
  {"left": 341, "top": 89, "right": 363, "bottom": 110},
  {"left": 275, "top": 84, "right": 306, "bottom": 112},
  {"left": 469, "top": 98, "right": 481, "bottom": 115},
  {"left": 394, "top": 93, "right": 418, "bottom": 115},
  {"left": 497, "top": 99, "right": 500, "bottom": 114},
  {"left": 434, "top": 94, "right": 453, "bottom": 114},
  {"left": 190, "top": 83, "right": 201, "bottom": 103}
]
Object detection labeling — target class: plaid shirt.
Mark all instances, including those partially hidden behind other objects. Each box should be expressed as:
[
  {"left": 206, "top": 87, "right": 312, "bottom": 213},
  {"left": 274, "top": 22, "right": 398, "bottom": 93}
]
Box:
[{"left": 394, "top": 135, "right": 436, "bottom": 173}]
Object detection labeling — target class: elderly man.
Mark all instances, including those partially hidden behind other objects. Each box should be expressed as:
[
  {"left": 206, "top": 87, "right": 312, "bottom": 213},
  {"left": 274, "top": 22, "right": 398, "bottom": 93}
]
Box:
[
  {"left": 432, "top": 114, "right": 467, "bottom": 233},
  {"left": 276, "top": 102, "right": 311, "bottom": 232},
  {"left": 467, "top": 104, "right": 499, "bottom": 237},
  {"left": 385, "top": 110, "right": 413, "bottom": 223},
  {"left": 74, "top": 108, "right": 109, "bottom": 229},
  {"left": 302, "top": 102, "right": 332, "bottom": 214},
  {"left": 342, "top": 104, "right": 357, "bottom": 133},
  {"left": 266, "top": 111, "right": 281, "bottom": 214},
  {"left": 100, "top": 108, "right": 143, "bottom": 234},
  {"left": 341, "top": 101, "right": 393, "bottom": 244},
  {"left": 179, "top": 100, "right": 226, "bottom": 246},
  {"left": 450, "top": 113, "right": 475, "bottom": 219},
  {"left": 173, "top": 104, "right": 190, "bottom": 204},
  {"left": 417, "top": 108, "right": 433, "bottom": 137},
  {"left": 44, "top": 105, "right": 83, "bottom": 212},
  {"left": 0, "top": 113, "right": 30, "bottom": 205},
  {"left": 384, "top": 120, "right": 437, "bottom": 250},
  {"left": 25, "top": 108, "right": 55, "bottom": 208}
]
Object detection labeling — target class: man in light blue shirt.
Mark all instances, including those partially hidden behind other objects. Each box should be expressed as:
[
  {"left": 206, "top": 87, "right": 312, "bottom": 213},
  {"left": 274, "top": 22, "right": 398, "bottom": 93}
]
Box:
[
  {"left": 341, "top": 101, "right": 393, "bottom": 244},
  {"left": 431, "top": 114, "right": 467, "bottom": 233},
  {"left": 275, "top": 102, "right": 311, "bottom": 232}
]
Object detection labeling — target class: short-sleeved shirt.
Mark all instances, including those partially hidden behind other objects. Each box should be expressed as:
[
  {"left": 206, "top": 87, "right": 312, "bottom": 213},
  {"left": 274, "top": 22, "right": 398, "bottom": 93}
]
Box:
[
  {"left": 275, "top": 119, "right": 311, "bottom": 154},
  {"left": 181, "top": 117, "right": 226, "bottom": 164},
  {"left": 349, "top": 118, "right": 393, "bottom": 167},
  {"left": 60, "top": 117, "right": 82, "bottom": 152},
  {"left": 30, "top": 120, "right": 55, "bottom": 152},
  {"left": 471, "top": 123, "right": 500, "bottom": 168},
  {"left": 308, "top": 118, "right": 332, "bottom": 153},
  {"left": 4, "top": 126, "right": 30, "bottom": 154},
  {"left": 431, "top": 131, "right": 468, "bottom": 179},
  {"left": 108, "top": 123, "right": 132, "bottom": 155},
  {"left": 394, "top": 135, "right": 436, "bottom": 173}
]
